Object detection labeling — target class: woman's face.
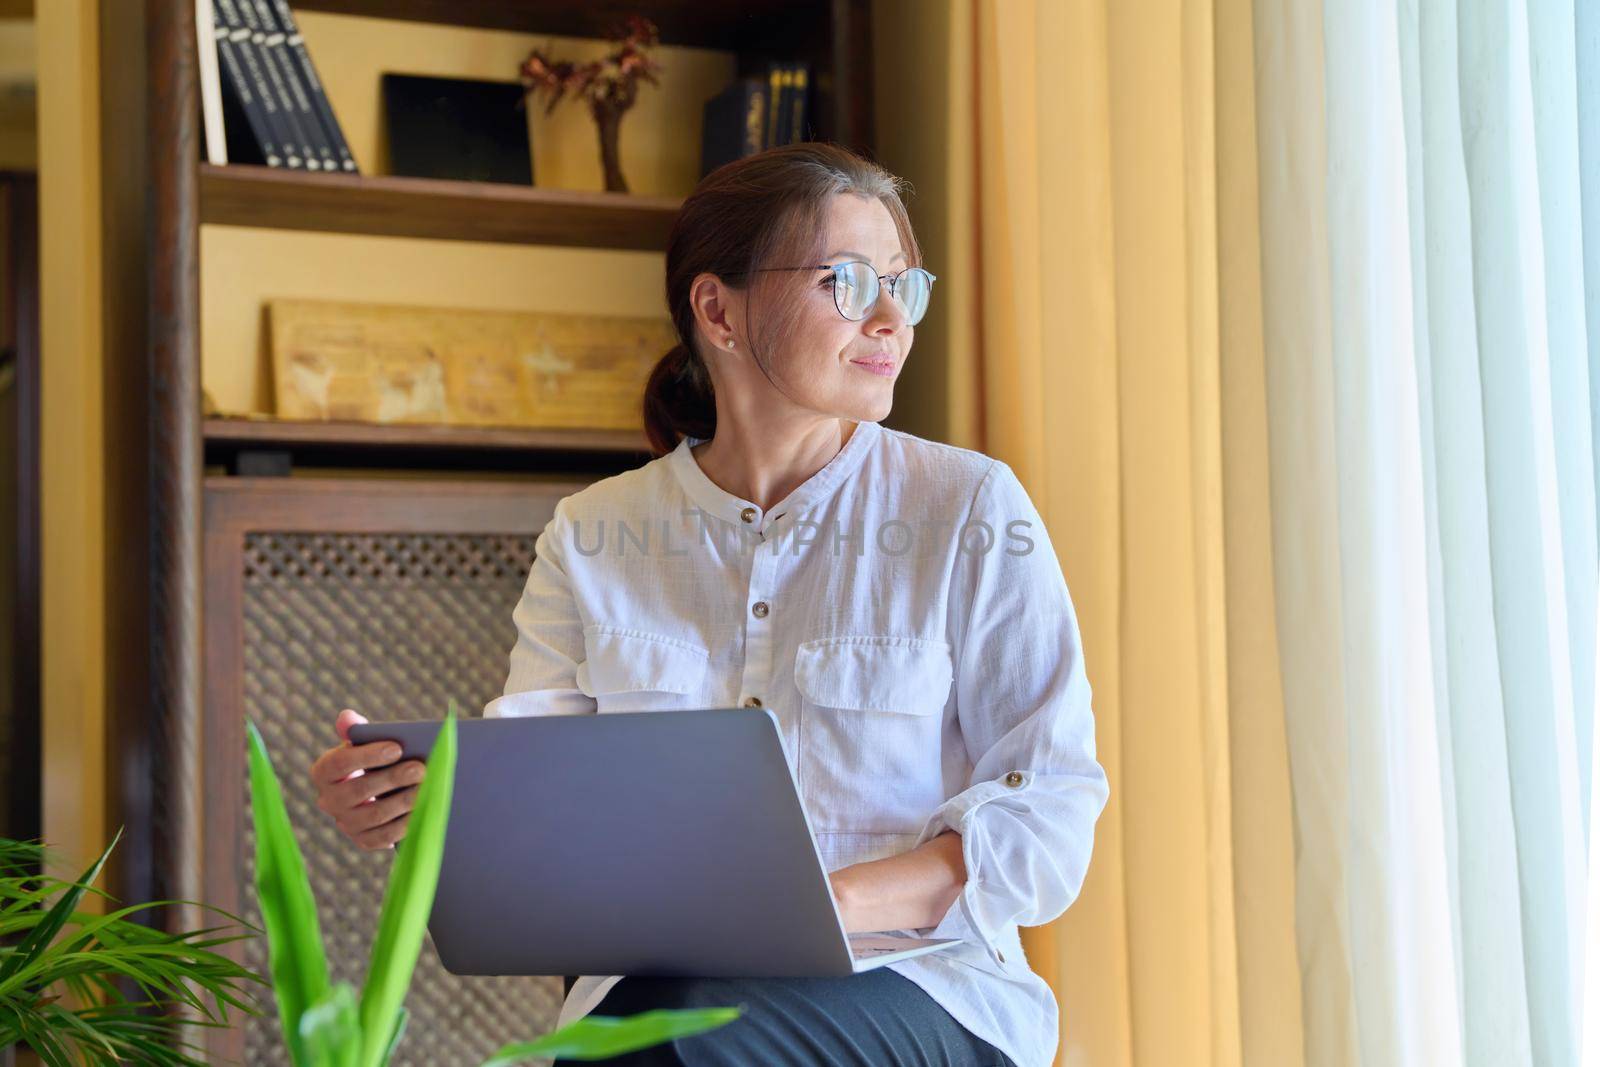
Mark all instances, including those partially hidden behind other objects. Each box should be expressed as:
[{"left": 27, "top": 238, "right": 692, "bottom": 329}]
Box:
[{"left": 698, "top": 193, "right": 915, "bottom": 426}]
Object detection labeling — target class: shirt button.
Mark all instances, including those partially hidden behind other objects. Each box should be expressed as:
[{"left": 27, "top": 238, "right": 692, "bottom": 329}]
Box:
[
  {"left": 742, "top": 696, "right": 763, "bottom": 708},
  {"left": 997, "top": 950, "right": 1007, "bottom": 963},
  {"left": 1004, "top": 771, "right": 1024, "bottom": 787},
  {"left": 751, "top": 601, "right": 769, "bottom": 618},
  {"left": 740, "top": 506, "right": 757, "bottom": 523}
]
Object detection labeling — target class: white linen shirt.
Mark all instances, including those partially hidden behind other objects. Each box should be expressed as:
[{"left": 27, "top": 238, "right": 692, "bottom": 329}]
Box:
[{"left": 482, "top": 418, "right": 1109, "bottom": 1067}]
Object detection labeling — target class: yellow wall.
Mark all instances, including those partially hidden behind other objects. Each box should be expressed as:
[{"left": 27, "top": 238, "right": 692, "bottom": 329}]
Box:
[
  {"left": 0, "top": 19, "right": 35, "bottom": 170},
  {"left": 203, "top": 13, "right": 734, "bottom": 415},
  {"left": 867, "top": 0, "right": 972, "bottom": 447},
  {"left": 37, "top": 0, "right": 103, "bottom": 869}
]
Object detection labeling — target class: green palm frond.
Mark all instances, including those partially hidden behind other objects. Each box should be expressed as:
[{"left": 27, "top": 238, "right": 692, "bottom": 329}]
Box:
[{"left": 0, "top": 830, "right": 264, "bottom": 1066}]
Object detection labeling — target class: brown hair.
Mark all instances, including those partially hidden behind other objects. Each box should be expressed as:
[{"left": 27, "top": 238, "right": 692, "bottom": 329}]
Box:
[{"left": 642, "top": 142, "right": 922, "bottom": 457}]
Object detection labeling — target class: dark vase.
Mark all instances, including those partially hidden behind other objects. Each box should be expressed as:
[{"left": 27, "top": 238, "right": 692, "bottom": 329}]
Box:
[{"left": 592, "top": 101, "right": 628, "bottom": 193}]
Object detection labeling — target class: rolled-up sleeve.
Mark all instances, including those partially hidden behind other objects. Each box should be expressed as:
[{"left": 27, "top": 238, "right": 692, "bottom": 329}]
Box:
[
  {"left": 482, "top": 497, "right": 598, "bottom": 719},
  {"left": 910, "top": 459, "right": 1110, "bottom": 965}
]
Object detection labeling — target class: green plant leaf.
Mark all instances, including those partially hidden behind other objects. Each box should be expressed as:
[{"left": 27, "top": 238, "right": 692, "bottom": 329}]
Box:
[
  {"left": 478, "top": 1007, "right": 744, "bottom": 1065},
  {"left": 0, "top": 827, "right": 120, "bottom": 990},
  {"left": 0, "top": 825, "right": 263, "bottom": 1063},
  {"left": 248, "top": 718, "right": 333, "bottom": 1066},
  {"left": 357, "top": 705, "right": 459, "bottom": 1067},
  {"left": 0, "top": 837, "right": 46, "bottom": 879},
  {"left": 380, "top": 1006, "right": 409, "bottom": 1065},
  {"left": 299, "top": 980, "right": 362, "bottom": 1067}
]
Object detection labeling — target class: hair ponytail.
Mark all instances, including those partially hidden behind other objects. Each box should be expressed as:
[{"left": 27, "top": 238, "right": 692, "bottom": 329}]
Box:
[{"left": 642, "top": 341, "right": 715, "bottom": 457}]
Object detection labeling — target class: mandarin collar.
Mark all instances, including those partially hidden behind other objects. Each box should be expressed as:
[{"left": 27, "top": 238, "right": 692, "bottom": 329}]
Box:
[{"left": 667, "top": 420, "right": 881, "bottom": 539}]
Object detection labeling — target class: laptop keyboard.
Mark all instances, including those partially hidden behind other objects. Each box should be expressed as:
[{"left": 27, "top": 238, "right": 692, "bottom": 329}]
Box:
[
  {"left": 848, "top": 935, "right": 931, "bottom": 959},
  {"left": 852, "top": 944, "right": 901, "bottom": 958}
]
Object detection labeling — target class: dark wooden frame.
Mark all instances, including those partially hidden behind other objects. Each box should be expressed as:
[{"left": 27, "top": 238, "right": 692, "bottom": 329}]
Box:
[
  {"left": 147, "top": 0, "right": 203, "bottom": 912},
  {"left": 1, "top": 174, "right": 39, "bottom": 843},
  {"left": 200, "top": 475, "right": 589, "bottom": 1064}
]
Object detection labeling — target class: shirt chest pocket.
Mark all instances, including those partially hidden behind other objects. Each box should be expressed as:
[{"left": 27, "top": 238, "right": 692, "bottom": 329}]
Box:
[
  {"left": 577, "top": 625, "right": 711, "bottom": 713},
  {"left": 794, "top": 636, "right": 954, "bottom": 833}
]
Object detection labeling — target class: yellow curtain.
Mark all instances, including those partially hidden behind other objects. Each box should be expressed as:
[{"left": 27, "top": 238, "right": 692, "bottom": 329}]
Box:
[{"left": 875, "top": 1, "right": 1304, "bottom": 1062}]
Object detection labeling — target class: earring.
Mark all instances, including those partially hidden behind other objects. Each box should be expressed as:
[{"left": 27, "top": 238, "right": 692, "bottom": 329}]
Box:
[{"left": 727, "top": 339, "right": 736, "bottom": 349}]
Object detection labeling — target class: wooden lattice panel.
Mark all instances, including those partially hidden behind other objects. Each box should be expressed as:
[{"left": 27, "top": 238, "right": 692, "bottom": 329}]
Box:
[{"left": 236, "top": 530, "right": 562, "bottom": 1065}]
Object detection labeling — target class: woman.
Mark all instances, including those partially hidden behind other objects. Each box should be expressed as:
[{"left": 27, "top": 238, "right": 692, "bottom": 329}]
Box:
[{"left": 310, "top": 142, "right": 1109, "bottom": 1067}]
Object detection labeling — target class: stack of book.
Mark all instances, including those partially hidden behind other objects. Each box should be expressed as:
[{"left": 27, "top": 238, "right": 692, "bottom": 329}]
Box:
[
  {"left": 700, "top": 60, "right": 811, "bottom": 178},
  {"left": 198, "top": 0, "right": 358, "bottom": 173}
]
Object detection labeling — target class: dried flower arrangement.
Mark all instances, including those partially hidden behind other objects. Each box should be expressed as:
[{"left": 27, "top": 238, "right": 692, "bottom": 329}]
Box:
[{"left": 519, "top": 15, "right": 664, "bottom": 193}]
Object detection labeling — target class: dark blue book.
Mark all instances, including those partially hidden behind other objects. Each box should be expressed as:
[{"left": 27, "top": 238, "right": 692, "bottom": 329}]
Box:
[
  {"left": 250, "top": 0, "right": 334, "bottom": 172},
  {"left": 211, "top": 0, "right": 286, "bottom": 167},
  {"left": 221, "top": 0, "right": 311, "bottom": 168},
  {"left": 700, "top": 77, "right": 767, "bottom": 178},
  {"left": 267, "top": 0, "right": 359, "bottom": 173}
]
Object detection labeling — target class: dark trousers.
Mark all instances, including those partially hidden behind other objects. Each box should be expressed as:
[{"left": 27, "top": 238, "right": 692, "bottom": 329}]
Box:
[{"left": 551, "top": 969, "right": 1018, "bottom": 1066}]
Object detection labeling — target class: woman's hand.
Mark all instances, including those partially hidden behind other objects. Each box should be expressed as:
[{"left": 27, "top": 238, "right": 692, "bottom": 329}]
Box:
[
  {"left": 310, "top": 709, "right": 426, "bottom": 851},
  {"left": 828, "top": 831, "right": 967, "bottom": 934}
]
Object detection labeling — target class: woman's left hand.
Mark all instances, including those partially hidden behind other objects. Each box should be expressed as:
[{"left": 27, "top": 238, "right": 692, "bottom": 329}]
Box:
[{"left": 826, "top": 831, "right": 966, "bottom": 934}]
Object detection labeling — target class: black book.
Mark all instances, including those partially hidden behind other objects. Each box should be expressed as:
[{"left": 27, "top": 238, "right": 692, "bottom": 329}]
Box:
[
  {"left": 249, "top": 0, "right": 334, "bottom": 171},
  {"left": 381, "top": 73, "right": 532, "bottom": 185},
  {"left": 226, "top": 0, "right": 314, "bottom": 169},
  {"left": 211, "top": 0, "right": 285, "bottom": 166},
  {"left": 700, "top": 77, "right": 765, "bottom": 178},
  {"left": 267, "top": 0, "right": 359, "bottom": 173}
]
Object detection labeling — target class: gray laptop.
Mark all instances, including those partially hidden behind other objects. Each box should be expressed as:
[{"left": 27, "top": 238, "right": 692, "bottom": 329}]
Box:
[{"left": 348, "top": 709, "right": 959, "bottom": 977}]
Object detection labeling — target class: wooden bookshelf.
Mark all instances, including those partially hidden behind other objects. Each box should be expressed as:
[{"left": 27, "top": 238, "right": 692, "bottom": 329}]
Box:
[
  {"left": 125, "top": 8, "right": 878, "bottom": 1018},
  {"left": 200, "top": 163, "right": 682, "bottom": 249}
]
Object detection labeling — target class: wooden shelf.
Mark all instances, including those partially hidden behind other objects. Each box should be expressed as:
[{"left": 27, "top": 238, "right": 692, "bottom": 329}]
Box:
[
  {"left": 204, "top": 417, "right": 649, "bottom": 455},
  {"left": 199, "top": 164, "right": 682, "bottom": 250},
  {"left": 291, "top": 0, "right": 829, "bottom": 52}
]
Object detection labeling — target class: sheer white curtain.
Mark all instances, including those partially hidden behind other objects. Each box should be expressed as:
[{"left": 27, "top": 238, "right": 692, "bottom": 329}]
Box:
[{"left": 1250, "top": 1, "right": 1597, "bottom": 1063}]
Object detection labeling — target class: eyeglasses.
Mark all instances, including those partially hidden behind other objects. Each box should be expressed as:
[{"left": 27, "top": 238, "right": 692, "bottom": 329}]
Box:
[{"left": 735, "top": 261, "right": 938, "bottom": 326}]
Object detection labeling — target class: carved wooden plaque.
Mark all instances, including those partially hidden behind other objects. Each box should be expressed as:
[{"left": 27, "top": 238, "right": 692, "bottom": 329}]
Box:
[{"left": 268, "top": 298, "right": 674, "bottom": 429}]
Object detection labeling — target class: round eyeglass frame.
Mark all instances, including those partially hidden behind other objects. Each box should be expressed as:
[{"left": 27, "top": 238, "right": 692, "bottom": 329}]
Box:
[{"left": 728, "top": 261, "right": 938, "bottom": 325}]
